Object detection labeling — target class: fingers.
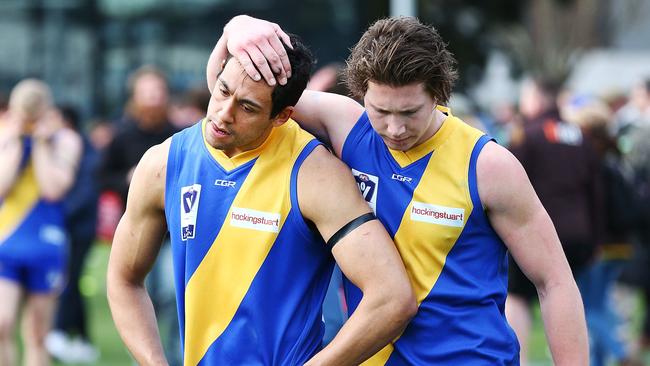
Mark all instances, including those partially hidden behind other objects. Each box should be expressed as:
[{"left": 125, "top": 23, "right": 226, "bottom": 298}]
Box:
[
  {"left": 258, "top": 38, "right": 288, "bottom": 85},
  {"left": 230, "top": 46, "right": 264, "bottom": 84},
  {"left": 224, "top": 17, "right": 294, "bottom": 86},
  {"left": 272, "top": 23, "right": 292, "bottom": 50}
]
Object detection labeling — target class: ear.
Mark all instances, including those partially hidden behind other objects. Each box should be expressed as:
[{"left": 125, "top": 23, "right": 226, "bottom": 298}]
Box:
[{"left": 271, "top": 106, "right": 294, "bottom": 127}]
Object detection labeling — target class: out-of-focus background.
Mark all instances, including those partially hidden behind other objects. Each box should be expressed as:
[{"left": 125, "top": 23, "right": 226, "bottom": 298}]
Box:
[
  {"left": 1, "top": 0, "right": 650, "bottom": 365},
  {"left": 2, "top": 0, "right": 650, "bottom": 120}
]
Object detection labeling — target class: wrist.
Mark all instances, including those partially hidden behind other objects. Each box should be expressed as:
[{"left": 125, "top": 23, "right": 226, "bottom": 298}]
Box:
[{"left": 224, "top": 15, "right": 249, "bottom": 35}]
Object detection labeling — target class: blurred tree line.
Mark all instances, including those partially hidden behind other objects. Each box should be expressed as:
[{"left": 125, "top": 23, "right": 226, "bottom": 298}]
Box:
[{"left": 0, "top": 0, "right": 643, "bottom": 120}]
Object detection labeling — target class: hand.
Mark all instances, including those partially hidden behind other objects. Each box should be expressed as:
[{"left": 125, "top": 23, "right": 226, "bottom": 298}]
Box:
[
  {"left": 223, "top": 15, "right": 292, "bottom": 86},
  {"left": 1, "top": 111, "right": 25, "bottom": 137},
  {"left": 33, "top": 109, "right": 62, "bottom": 142}
]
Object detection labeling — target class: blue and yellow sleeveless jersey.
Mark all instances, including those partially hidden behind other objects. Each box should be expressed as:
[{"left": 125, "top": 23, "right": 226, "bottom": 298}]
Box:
[
  {"left": 342, "top": 107, "right": 519, "bottom": 365},
  {"left": 165, "top": 119, "right": 334, "bottom": 365},
  {"left": 0, "top": 137, "right": 68, "bottom": 293}
]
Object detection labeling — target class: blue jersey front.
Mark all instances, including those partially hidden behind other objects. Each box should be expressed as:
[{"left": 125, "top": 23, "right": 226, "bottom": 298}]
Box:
[
  {"left": 341, "top": 108, "right": 519, "bottom": 365},
  {"left": 165, "top": 120, "right": 334, "bottom": 365}
]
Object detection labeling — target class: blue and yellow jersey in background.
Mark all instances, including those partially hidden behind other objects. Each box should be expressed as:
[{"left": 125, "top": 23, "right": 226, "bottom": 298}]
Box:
[
  {"left": 342, "top": 107, "right": 519, "bottom": 365},
  {"left": 165, "top": 119, "right": 333, "bottom": 365},
  {"left": 0, "top": 137, "right": 68, "bottom": 292}
]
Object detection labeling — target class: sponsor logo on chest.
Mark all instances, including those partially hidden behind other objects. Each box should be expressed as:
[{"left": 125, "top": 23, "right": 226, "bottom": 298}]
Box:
[
  {"left": 410, "top": 201, "right": 465, "bottom": 228},
  {"left": 230, "top": 207, "right": 281, "bottom": 233}
]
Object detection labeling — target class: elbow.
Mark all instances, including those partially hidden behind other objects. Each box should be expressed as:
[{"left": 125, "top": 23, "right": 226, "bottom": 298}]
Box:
[
  {"left": 398, "top": 290, "right": 418, "bottom": 324},
  {"left": 386, "top": 285, "right": 417, "bottom": 328}
]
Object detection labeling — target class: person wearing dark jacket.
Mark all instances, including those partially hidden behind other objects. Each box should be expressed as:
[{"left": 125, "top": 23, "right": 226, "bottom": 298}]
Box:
[{"left": 506, "top": 78, "right": 603, "bottom": 365}]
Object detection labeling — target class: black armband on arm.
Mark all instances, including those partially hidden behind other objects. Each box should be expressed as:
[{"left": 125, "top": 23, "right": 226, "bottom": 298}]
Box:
[{"left": 327, "top": 212, "right": 377, "bottom": 248}]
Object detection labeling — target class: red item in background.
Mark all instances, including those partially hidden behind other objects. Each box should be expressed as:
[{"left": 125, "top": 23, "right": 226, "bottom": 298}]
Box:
[{"left": 96, "top": 191, "right": 124, "bottom": 244}]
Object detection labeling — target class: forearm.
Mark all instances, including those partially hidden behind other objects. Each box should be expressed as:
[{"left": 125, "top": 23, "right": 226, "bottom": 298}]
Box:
[
  {"left": 206, "top": 33, "right": 228, "bottom": 93},
  {"left": 306, "top": 294, "right": 411, "bottom": 366},
  {"left": 107, "top": 277, "right": 168, "bottom": 366},
  {"left": 32, "top": 139, "right": 74, "bottom": 200},
  {"left": 0, "top": 135, "right": 22, "bottom": 197},
  {"left": 538, "top": 279, "right": 589, "bottom": 366}
]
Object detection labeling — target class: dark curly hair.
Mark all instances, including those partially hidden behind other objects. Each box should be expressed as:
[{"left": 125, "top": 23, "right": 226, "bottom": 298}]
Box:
[{"left": 345, "top": 17, "right": 458, "bottom": 104}]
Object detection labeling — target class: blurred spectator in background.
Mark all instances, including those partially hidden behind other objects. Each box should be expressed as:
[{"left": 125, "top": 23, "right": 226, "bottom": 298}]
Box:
[
  {"left": 98, "top": 65, "right": 175, "bottom": 204},
  {"left": 619, "top": 79, "right": 650, "bottom": 362},
  {"left": 506, "top": 77, "right": 603, "bottom": 365},
  {"left": 0, "top": 91, "right": 7, "bottom": 117},
  {"left": 0, "top": 79, "right": 82, "bottom": 366},
  {"left": 169, "top": 87, "right": 211, "bottom": 130},
  {"left": 615, "top": 80, "right": 650, "bottom": 154},
  {"left": 567, "top": 97, "right": 641, "bottom": 366},
  {"left": 45, "top": 105, "right": 100, "bottom": 364},
  {"left": 97, "top": 65, "right": 179, "bottom": 365},
  {"left": 88, "top": 119, "right": 115, "bottom": 152}
]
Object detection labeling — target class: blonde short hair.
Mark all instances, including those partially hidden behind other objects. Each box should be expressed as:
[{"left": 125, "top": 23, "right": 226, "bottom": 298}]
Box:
[{"left": 9, "top": 79, "right": 53, "bottom": 122}]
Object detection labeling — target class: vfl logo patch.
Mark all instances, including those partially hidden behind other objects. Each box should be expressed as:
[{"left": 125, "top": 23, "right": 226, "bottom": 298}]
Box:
[
  {"left": 351, "top": 169, "right": 379, "bottom": 214},
  {"left": 411, "top": 201, "right": 465, "bottom": 227},
  {"left": 230, "top": 207, "right": 281, "bottom": 233},
  {"left": 180, "top": 184, "right": 202, "bottom": 240}
]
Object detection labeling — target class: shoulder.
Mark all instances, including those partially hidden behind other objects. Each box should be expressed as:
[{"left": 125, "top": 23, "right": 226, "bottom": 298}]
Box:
[
  {"left": 127, "top": 138, "right": 172, "bottom": 210},
  {"left": 298, "top": 145, "right": 352, "bottom": 186},
  {"left": 297, "top": 145, "right": 364, "bottom": 213},
  {"left": 139, "top": 138, "right": 172, "bottom": 176},
  {"left": 476, "top": 141, "right": 529, "bottom": 210},
  {"left": 296, "top": 144, "right": 372, "bottom": 239}
]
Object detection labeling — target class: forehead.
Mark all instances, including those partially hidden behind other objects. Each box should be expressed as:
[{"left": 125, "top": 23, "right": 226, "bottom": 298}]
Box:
[
  {"left": 220, "top": 59, "right": 273, "bottom": 107},
  {"left": 365, "top": 81, "right": 432, "bottom": 108}
]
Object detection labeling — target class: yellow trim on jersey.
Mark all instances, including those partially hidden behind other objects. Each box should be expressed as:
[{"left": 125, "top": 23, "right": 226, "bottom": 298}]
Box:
[
  {"left": 388, "top": 106, "right": 455, "bottom": 167},
  {"left": 0, "top": 162, "right": 40, "bottom": 243},
  {"left": 202, "top": 118, "right": 286, "bottom": 170},
  {"left": 363, "top": 116, "right": 484, "bottom": 365},
  {"left": 183, "top": 120, "right": 313, "bottom": 366}
]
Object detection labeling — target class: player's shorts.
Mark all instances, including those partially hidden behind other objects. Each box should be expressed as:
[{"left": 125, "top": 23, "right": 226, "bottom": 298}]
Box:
[{"left": 0, "top": 225, "right": 68, "bottom": 293}]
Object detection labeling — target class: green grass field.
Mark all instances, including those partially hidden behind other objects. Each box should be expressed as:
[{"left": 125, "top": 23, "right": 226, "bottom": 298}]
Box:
[
  {"left": 53, "top": 243, "right": 131, "bottom": 366},
  {"left": 50, "top": 244, "right": 646, "bottom": 366}
]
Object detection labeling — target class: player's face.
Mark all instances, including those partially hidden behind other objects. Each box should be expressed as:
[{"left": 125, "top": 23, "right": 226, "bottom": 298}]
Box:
[
  {"left": 364, "top": 81, "right": 438, "bottom": 151},
  {"left": 205, "top": 59, "right": 287, "bottom": 156}
]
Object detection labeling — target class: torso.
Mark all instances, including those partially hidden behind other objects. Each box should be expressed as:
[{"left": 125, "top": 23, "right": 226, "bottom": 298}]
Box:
[
  {"left": 164, "top": 119, "right": 334, "bottom": 366},
  {"left": 341, "top": 107, "right": 519, "bottom": 365}
]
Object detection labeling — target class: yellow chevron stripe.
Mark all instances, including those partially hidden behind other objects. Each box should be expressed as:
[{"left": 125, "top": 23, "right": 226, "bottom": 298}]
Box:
[
  {"left": 183, "top": 121, "right": 312, "bottom": 365},
  {"left": 0, "top": 162, "right": 40, "bottom": 243},
  {"left": 363, "top": 116, "right": 483, "bottom": 364}
]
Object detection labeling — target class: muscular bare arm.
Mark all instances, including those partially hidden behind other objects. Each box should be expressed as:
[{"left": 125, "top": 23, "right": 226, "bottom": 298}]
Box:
[
  {"left": 298, "top": 146, "right": 416, "bottom": 366},
  {"left": 478, "top": 142, "right": 588, "bottom": 366},
  {"left": 107, "top": 140, "right": 170, "bottom": 366}
]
